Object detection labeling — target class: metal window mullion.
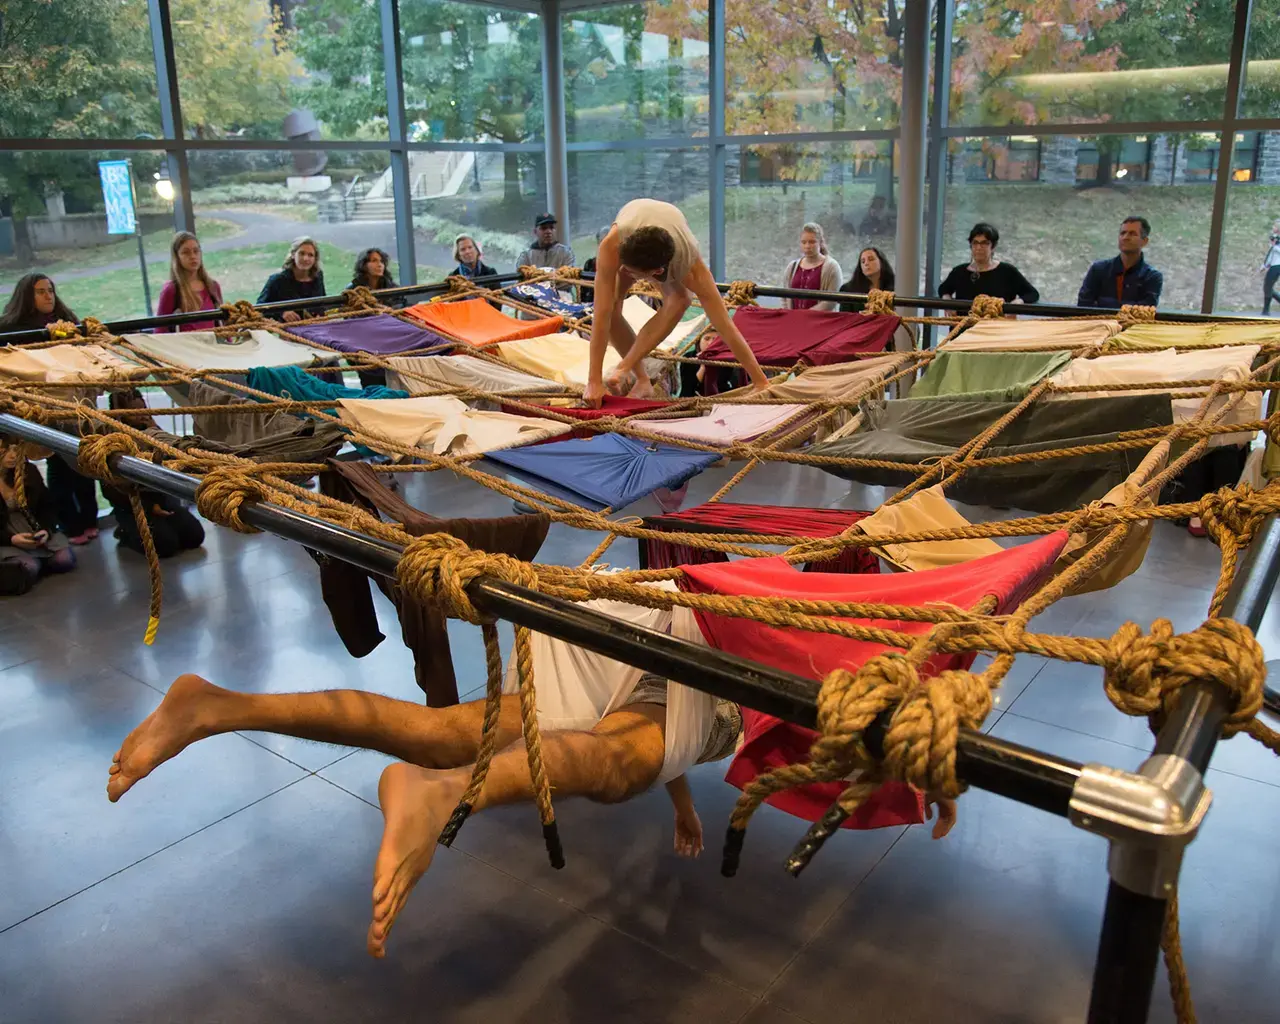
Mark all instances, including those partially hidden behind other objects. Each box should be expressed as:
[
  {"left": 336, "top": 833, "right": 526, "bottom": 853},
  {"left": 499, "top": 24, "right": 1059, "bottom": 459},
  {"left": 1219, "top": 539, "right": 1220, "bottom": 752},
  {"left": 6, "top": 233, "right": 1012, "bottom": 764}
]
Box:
[
  {"left": 924, "top": 0, "right": 954, "bottom": 314},
  {"left": 541, "top": 0, "right": 571, "bottom": 242},
  {"left": 147, "top": 0, "right": 193, "bottom": 233},
  {"left": 381, "top": 0, "right": 417, "bottom": 285},
  {"left": 709, "top": 0, "right": 726, "bottom": 279},
  {"left": 1201, "top": 0, "right": 1255, "bottom": 312}
]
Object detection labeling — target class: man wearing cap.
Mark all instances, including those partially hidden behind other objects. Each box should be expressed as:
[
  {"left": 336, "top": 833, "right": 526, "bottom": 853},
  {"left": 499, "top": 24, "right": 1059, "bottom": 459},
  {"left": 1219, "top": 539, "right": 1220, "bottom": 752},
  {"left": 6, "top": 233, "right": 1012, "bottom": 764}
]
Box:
[{"left": 517, "top": 213, "right": 576, "bottom": 271}]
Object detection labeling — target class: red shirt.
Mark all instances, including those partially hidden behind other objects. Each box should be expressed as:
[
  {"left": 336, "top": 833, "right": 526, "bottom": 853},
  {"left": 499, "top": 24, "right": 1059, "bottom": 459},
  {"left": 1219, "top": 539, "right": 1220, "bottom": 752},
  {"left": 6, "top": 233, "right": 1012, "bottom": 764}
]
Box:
[{"left": 790, "top": 261, "right": 826, "bottom": 309}]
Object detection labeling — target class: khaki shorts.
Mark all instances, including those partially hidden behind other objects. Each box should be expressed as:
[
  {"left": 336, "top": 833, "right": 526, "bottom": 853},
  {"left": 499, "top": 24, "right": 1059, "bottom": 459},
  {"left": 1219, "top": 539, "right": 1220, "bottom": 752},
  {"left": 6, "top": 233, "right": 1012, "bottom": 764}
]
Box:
[{"left": 624, "top": 674, "right": 743, "bottom": 765}]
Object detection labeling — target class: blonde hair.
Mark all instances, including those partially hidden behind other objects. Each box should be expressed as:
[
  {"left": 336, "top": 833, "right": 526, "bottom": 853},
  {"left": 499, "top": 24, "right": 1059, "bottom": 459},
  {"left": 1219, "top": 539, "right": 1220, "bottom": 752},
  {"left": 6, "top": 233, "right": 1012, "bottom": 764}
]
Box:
[
  {"left": 283, "top": 236, "right": 321, "bottom": 278},
  {"left": 169, "top": 232, "right": 221, "bottom": 312},
  {"left": 453, "top": 234, "right": 482, "bottom": 263},
  {"left": 801, "top": 222, "right": 828, "bottom": 256}
]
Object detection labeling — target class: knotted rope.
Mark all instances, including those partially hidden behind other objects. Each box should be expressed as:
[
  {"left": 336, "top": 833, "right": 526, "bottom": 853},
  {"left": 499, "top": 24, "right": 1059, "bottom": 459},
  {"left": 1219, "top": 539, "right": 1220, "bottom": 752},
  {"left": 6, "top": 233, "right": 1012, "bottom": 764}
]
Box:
[
  {"left": 396, "top": 534, "right": 564, "bottom": 868},
  {"left": 220, "top": 300, "right": 261, "bottom": 326},
  {"left": 969, "top": 294, "right": 1005, "bottom": 319},
  {"left": 518, "top": 265, "right": 555, "bottom": 282},
  {"left": 78, "top": 432, "right": 164, "bottom": 645},
  {"left": 862, "top": 289, "right": 896, "bottom": 316},
  {"left": 1120, "top": 304, "right": 1158, "bottom": 324},
  {"left": 195, "top": 468, "right": 267, "bottom": 534},
  {"left": 445, "top": 274, "right": 475, "bottom": 295},
  {"left": 343, "top": 286, "right": 381, "bottom": 312},
  {"left": 46, "top": 319, "right": 82, "bottom": 341},
  {"left": 725, "top": 280, "right": 758, "bottom": 307}
]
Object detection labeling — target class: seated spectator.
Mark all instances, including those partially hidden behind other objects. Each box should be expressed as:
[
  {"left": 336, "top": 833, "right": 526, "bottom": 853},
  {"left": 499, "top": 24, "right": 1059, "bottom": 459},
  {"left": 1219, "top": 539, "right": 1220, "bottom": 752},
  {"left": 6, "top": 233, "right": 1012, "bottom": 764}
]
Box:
[
  {"left": 0, "top": 438, "right": 76, "bottom": 596},
  {"left": 516, "top": 214, "right": 575, "bottom": 272},
  {"left": 781, "top": 222, "right": 843, "bottom": 310},
  {"left": 580, "top": 225, "right": 611, "bottom": 304},
  {"left": 102, "top": 391, "right": 205, "bottom": 559},
  {"left": 0, "top": 271, "right": 78, "bottom": 336},
  {"left": 1077, "top": 216, "right": 1163, "bottom": 309},
  {"left": 939, "top": 223, "right": 1039, "bottom": 305},
  {"left": 350, "top": 247, "right": 398, "bottom": 296},
  {"left": 258, "top": 237, "right": 327, "bottom": 323},
  {"left": 156, "top": 232, "right": 223, "bottom": 332},
  {"left": 0, "top": 276, "right": 100, "bottom": 542},
  {"left": 452, "top": 235, "right": 496, "bottom": 280},
  {"left": 838, "top": 246, "right": 896, "bottom": 310}
]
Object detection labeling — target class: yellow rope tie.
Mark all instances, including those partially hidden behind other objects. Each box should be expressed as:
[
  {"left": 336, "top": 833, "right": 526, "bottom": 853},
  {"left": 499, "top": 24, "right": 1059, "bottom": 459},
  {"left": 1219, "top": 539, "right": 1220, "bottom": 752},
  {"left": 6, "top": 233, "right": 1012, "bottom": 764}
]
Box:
[
  {"left": 46, "top": 319, "right": 82, "bottom": 341},
  {"left": 969, "top": 294, "right": 1005, "bottom": 319},
  {"left": 78, "top": 433, "right": 164, "bottom": 645},
  {"left": 862, "top": 289, "right": 896, "bottom": 316},
  {"left": 395, "top": 534, "right": 564, "bottom": 868}
]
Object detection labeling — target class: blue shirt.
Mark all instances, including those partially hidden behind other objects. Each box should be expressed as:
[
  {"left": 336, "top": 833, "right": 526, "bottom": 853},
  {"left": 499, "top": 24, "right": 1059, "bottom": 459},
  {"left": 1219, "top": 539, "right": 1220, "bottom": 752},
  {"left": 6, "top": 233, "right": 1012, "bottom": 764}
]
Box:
[{"left": 1077, "top": 255, "right": 1162, "bottom": 309}]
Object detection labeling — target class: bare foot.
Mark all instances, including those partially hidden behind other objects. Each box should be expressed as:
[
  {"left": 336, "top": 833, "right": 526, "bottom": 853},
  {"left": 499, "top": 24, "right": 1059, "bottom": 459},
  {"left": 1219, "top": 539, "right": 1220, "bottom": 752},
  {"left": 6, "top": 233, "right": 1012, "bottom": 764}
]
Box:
[
  {"left": 107, "top": 673, "right": 222, "bottom": 802},
  {"left": 368, "top": 762, "right": 465, "bottom": 958},
  {"left": 627, "top": 373, "right": 655, "bottom": 400}
]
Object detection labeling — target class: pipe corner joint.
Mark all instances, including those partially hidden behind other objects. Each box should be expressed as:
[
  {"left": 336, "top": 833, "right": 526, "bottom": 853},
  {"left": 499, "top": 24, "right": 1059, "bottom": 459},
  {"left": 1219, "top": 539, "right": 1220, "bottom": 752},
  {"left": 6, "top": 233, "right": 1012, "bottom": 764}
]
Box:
[{"left": 1068, "top": 754, "right": 1212, "bottom": 898}]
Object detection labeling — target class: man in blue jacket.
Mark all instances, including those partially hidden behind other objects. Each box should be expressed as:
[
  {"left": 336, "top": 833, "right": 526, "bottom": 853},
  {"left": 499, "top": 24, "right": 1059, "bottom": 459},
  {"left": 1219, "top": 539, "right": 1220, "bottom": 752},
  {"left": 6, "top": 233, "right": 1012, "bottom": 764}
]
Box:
[{"left": 1077, "top": 216, "right": 1163, "bottom": 309}]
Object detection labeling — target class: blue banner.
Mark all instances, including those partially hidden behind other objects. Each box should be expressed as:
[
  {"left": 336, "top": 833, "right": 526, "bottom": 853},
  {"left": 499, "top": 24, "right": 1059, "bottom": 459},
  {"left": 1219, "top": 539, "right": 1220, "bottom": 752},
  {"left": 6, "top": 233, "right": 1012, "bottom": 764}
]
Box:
[{"left": 98, "top": 160, "right": 137, "bottom": 235}]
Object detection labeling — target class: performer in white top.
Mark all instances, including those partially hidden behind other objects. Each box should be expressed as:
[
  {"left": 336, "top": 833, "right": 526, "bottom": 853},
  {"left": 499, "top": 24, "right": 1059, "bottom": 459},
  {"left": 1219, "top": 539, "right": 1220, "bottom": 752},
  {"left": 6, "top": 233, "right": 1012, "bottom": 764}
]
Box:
[{"left": 585, "top": 198, "right": 770, "bottom": 406}]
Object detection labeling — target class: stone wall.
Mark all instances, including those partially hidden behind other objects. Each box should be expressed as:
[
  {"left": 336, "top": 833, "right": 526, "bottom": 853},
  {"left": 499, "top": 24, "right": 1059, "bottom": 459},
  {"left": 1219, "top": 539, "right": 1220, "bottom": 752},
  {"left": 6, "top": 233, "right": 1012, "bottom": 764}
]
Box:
[
  {"left": 1039, "top": 136, "right": 1079, "bottom": 184},
  {"left": 0, "top": 211, "right": 174, "bottom": 256},
  {"left": 1257, "top": 132, "right": 1280, "bottom": 185}
]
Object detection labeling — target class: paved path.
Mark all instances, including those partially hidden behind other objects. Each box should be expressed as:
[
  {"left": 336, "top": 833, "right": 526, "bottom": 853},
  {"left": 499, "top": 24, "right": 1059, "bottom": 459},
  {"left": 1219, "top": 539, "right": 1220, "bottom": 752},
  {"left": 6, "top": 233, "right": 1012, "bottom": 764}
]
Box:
[{"left": 48, "top": 207, "right": 457, "bottom": 283}]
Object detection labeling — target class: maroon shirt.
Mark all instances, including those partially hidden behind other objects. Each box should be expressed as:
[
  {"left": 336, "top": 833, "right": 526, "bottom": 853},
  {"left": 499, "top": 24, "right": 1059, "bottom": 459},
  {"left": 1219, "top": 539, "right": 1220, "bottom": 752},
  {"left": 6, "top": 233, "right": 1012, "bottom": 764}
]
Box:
[{"left": 790, "top": 262, "right": 825, "bottom": 309}]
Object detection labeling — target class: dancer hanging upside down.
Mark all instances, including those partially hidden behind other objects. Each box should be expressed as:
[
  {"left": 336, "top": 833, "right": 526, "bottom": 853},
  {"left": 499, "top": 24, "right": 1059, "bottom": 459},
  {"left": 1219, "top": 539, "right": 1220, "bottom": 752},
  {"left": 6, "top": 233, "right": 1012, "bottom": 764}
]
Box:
[
  {"left": 106, "top": 599, "right": 956, "bottom": 959},
  {"left": 585, "top": 198, "right": 771, "bottom": 406}
]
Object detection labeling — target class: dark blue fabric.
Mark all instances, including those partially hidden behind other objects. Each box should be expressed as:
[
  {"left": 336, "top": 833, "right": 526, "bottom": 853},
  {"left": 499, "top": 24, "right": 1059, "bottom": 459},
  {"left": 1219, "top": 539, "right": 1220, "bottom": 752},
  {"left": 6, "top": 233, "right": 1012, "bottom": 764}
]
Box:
[
  {"left": 1076, "top": 254, "right": 1163, "bottom": 309},
  {"left": 247, "top": 365, "right": 408, "bottom": 404},
  {"left": 482, "top": 433, "right": 719, "bottom": 511},
  {"left": 504, "top": 281, "right": 589, "bottom": 318}
]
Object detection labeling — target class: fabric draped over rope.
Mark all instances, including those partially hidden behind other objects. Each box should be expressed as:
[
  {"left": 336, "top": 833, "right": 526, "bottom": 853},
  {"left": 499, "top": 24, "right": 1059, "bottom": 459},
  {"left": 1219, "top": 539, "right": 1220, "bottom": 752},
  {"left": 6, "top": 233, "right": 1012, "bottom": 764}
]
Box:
[
  {"left": 700, "top": 308, "right": 900, "bottom": 366},
  {"left": 504, "top": 282, "right": 590, "bottom": 319},
  {"left": 403, "top": 297, "right": 564, "bottom": 345},
  {"left": 637, "top": 403, "right": 811, "bottom": 447},
  {"left": 285, "top": 313, "right": 450, "bottom": 356},
  {"left": 246, "top": 365, "right": 408, "bottom": 406},
  {"left": 911, "top": 350, "right": 1075, "bottom": 403},
  {"left": 385, "top": 354, "right": 574, "bottom": 398},
  {"left": 496, "top": 332, "right": 622, "bottom": 386},
  {"left": 942, "top": 318, "right": 1121, "bottom": 352},
  {"left": 0, "top": 343, "right": 135, "bottom": 383},
  {"left": 1108, "top": 321, "right": 1280, "bottom": 351},
  {"left": 681, "top": 532, "right": 1070, "bottom": 828},
  {"left": 122, "top": 330, "right": 322, "bottom": 370}
]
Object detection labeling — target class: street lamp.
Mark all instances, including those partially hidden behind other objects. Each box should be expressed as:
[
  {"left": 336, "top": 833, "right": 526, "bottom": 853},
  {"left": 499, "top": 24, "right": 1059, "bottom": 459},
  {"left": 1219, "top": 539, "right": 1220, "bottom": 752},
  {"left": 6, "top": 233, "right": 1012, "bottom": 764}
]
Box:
[{"left": 153, "top": 169, "right": 175, "bottom": 202}]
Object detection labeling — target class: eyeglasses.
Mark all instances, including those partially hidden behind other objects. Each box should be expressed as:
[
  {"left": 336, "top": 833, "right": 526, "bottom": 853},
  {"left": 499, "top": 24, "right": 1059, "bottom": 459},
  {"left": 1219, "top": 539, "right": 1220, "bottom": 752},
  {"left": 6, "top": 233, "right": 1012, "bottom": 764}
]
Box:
[{"left": 970, "top": 239, "right": 993, "bottom": 247}]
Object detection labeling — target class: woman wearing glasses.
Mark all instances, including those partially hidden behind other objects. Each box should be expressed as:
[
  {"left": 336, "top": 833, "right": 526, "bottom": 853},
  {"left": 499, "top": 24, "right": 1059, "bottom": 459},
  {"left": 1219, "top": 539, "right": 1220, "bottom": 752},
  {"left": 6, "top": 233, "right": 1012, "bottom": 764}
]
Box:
[{"left": 938, "top": 223, "right": 1039, "bottom": 305}]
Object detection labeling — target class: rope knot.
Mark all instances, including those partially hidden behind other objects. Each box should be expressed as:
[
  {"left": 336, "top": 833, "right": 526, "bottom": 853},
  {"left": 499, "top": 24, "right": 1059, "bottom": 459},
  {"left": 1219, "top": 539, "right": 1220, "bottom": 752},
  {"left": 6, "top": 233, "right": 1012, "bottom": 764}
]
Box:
[
  {"left": 725, "top": 280, "right": 758, "bottom": 307},
  {"left": 862, "top": 289, "right": 896, "bottom": 316},
  {"left": 811, "top": 654, "right": 914, "bottom": 770},
  {"left": 1199, "top": 484, "right": 1267, "bottom": 551},
  {"left": 220, "top": 300, "right": 260, "bottom": 326},
  {"left": 78, "top": 432, "right": 141, "bottom": 485},
  {"left": 445, "top": 274, "right": 475, "bottom": 294},
  {"left": 343, "top": 286, "right": 381, "bottom": 311},
  {"left": 397, "top": 533, "right": 539, "bottom": 625},
  {"left": 518, "top": 265, "right": 553, "bottom": 282},
  {"left": 1104, "top": 618, "right": 1264, "bottom": 734},
  {"left": 970, "top": 295, "right": 1004, "bottom": 319},
  {"left": 194, "top": 468, "right": 266, "bottom": 534},
  {"left": 557, "top": 266, "right": 583, "bottom": 280},
  {"left": 1119, "top": 304, "right": 1158, "bottom": 324},
  {"left": 47, "top": 319, "right": 82, "bottom": 340},
  {"left": 882, "top": 669, "right": 992, "bottom": 798}
]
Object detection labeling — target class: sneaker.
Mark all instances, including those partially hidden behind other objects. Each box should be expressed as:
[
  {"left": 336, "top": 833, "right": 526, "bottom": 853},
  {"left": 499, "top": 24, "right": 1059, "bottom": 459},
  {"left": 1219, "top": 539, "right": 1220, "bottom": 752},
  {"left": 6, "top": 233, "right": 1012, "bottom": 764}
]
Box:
[{"left": 67, "top": 532, "right": 92, "bottom": 546}]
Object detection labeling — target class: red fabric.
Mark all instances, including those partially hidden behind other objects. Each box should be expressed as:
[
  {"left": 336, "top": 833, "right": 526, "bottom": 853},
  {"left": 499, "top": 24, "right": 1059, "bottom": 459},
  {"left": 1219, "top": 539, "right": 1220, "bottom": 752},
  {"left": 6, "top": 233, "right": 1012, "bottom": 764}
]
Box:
[
  {"left": 701, "top": 308, "right": 899, "bottom": 367},
  {"left": 790, "top": 263, "right": 825, "bottom": 310},
  {"left": 681, "top": 532, "right": 1070, "bottom": 829}
]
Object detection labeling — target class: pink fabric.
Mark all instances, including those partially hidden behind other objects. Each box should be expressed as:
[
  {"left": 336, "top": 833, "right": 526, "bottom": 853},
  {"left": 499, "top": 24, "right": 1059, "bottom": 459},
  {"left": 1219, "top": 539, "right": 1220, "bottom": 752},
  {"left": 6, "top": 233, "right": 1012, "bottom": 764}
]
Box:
[
  {"left": 156, "top": 279, "right": 222, "bottom": 333},
  {"left": 790, "top": 263, "right": 825, "bottom": 310},
  {"left": 680, "top": 532, "right": 1070, "bottom": 829},
  {"left": 639, "top": 403, "right": 809, "bottom": 445},
  {"left": 510, "top": 396, "right": 675, "bottom": 421},
  {"left": 701, "top": 307, "right": 899, "bottom": 367}
]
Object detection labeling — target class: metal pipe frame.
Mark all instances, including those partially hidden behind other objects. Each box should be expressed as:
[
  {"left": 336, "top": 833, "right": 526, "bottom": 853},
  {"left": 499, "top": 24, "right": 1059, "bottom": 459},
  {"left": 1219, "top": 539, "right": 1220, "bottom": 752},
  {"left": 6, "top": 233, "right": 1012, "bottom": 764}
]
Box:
[
  {"left": 541, "top": 0, "right": 571, "bottom": 242},
  {"left": 380, "top": 0, "right": 418, "bottom": 287},
  {"left": 0, "top": 273, "right": 518, "bottom": 346}
]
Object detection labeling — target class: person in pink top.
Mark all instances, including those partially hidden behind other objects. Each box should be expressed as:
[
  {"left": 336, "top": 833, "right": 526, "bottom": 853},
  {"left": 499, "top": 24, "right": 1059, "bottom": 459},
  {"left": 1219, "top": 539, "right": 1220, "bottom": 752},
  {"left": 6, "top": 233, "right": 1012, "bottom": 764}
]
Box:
[
  {"left": 155, "top": 232, "right": 223, "bottom": 332},
  {"left": 780, "top": 222, "right": 843, "bottom": 310}
]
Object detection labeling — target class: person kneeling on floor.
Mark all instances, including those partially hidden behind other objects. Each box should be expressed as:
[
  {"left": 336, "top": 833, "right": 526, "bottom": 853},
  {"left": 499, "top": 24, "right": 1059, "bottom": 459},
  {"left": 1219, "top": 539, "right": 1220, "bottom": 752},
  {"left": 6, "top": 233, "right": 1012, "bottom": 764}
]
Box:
[{"left": 0, "top": 438, "right": 77, "bottom": 595}]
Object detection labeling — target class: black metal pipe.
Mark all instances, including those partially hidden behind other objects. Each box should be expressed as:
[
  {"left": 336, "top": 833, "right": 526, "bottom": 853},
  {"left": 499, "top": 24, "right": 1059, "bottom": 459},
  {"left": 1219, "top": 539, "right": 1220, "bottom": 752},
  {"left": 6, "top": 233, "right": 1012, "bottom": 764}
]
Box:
[
  {"left": 0, "top": 273, "right": 519, "bottom": 345},
  {"left": 1085, "top": 882, "right": 1169, "bottom": 1024},
  {"left": 0, "top": 412, "right": 1084, "bottom": 817}
]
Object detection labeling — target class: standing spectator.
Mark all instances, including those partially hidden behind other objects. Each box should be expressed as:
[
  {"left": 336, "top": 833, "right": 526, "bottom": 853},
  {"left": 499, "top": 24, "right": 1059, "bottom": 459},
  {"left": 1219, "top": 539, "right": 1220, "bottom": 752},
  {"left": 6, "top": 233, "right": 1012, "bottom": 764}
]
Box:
[
  {"left": 156, "top": 232, "right": 223, "bottom": 332},
  {"left": 838, "top": 246, "right": 896, "bottom": 309},
  {"left": 350, "top": 247, "right": 398, "bottom": 294},
  {"left": 939, "top": 223, "right": 1039, "bottom": 305},
  {"left": 781, "top": 223, "right": 843, "bottom": 310},
  {"left": 1260, "top": 220, "right": 1280, "bottom": 316},
  {"left": 0, "top": 438, "right": 76, "bottom": 595},
  {"left": 0, "top": 275, "right": 99, "bottom": 543},
  {"left": 258, "top": 237, "right": 327, "bottom": 323},
  {"left": 1077, "top": 216, "right": 1163, "bottom": 309},
  {"left": 452, "top": 235, "right": 496, "bottom": 280},
  {"left": 0, "top": 272, "right": 77, "bottom": 336},
  {"left": 516, "top": 213, "right": 575, "bottom": 271}
]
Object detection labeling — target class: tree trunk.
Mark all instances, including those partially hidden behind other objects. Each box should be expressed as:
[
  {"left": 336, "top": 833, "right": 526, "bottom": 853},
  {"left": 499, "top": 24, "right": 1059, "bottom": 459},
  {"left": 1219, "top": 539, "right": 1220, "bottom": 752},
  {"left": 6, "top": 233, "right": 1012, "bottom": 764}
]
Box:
[
  {"left": 504, "top": 150, "right": 522, "bottom": 203},
  {"left": 0, "top": 197, "right": 35, "bottom": 265},
  {"left": 1094, "top": 149, "right": 1114, "bottom": 188}
]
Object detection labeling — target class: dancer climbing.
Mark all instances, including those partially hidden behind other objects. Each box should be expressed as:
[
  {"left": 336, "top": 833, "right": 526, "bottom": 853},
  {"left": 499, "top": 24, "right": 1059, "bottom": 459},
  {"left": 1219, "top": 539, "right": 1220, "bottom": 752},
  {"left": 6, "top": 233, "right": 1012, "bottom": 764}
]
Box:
[{"left": 584, "top": 198, "right": 770, "bottom": 405}]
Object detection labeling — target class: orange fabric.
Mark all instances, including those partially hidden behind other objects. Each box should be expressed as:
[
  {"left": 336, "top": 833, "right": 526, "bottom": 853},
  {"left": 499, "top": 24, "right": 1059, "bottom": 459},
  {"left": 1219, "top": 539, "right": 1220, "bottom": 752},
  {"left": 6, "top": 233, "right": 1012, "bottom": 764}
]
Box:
[{"left": 403, "top": 298, "right": 563, "bottom": 346}]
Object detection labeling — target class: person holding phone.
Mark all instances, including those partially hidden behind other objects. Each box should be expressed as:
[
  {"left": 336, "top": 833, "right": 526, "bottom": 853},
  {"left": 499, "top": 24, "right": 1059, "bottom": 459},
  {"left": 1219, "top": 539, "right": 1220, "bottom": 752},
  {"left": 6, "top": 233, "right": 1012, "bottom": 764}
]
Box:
[{"left": 0, "top": 438, "right": 76, "bottom": 595}]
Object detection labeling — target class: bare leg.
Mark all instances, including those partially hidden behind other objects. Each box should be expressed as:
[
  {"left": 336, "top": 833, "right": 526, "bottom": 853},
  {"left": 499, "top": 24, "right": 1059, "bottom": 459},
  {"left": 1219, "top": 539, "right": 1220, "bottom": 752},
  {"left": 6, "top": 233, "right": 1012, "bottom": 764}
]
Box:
[
  {"left": 107, "top": 673, "right": 523, "bottom": 802},
  {"left": 368, "top": 704, "right": 666, "bottom": 957},
  {"left": 609, "top": 277, "right": 638, "bottom": 359}
]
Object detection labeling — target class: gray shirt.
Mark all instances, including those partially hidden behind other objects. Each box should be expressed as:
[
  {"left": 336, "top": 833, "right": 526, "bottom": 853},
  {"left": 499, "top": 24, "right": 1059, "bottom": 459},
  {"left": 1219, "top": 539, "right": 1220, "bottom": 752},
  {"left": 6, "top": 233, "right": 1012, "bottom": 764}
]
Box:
[{"left": 516, "top": 241, "right": 576, "bottom": 270}]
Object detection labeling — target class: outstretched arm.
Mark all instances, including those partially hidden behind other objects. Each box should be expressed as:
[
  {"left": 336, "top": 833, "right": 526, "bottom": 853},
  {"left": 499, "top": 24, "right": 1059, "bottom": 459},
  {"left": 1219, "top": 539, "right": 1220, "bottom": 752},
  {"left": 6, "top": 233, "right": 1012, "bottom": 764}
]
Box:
[
  {"left": 686, "top": 261, "right": 770, "bottom": 390},
  {"left": 586, "top": 232, "right": 622, "bottom": 407},
  {"left": 665, "top": 774, "right": 703, "bottom": 857}
]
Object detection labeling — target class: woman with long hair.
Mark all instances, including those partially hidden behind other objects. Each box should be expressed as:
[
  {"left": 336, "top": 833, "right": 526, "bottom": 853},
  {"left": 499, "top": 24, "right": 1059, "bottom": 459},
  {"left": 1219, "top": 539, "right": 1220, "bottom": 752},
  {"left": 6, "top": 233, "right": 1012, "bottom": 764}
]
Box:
[
  {"left": 155, "top": 232, "right": 223, "bottom": 332},
  {"left": 0, "top": 437, "right": 77, "bottom": 595},
  {"left": 780, "top": 222, "right": 843, "bottom": 310},
  {"left": 840, "top": 246, "right": 896, "bottom": 303},
  {"left": 258, "top": 237, "right": 326, "bottom": 323},
  {"left": 0, "top": 276, "right": 100, "bottom": 541},
  {"left": 0, "top": 272, "right": 77, "bottom": 335},
  {"left": 350, "top": 248, "right": 397, "bottom": 292}
]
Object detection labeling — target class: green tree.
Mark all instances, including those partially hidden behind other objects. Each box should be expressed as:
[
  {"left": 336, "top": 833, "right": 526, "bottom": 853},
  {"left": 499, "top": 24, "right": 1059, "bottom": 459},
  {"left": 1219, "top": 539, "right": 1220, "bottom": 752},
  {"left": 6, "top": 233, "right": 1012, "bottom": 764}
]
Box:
[{"left": 289, "top": 0, "right": 387, "bottom": 137}]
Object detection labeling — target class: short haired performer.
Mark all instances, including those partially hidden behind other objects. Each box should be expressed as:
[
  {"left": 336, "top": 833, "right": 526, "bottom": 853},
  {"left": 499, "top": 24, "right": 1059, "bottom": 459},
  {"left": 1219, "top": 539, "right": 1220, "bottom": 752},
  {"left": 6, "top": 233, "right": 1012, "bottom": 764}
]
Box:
[{"left": 585, "top": 198, "right": 769, "bottom": 406}]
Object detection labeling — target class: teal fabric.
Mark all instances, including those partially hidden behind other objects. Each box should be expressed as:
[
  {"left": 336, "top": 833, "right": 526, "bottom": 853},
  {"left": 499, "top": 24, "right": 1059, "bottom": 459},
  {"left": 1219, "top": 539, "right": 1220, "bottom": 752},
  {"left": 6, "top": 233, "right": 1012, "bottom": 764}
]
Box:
[
  {"left": 910, "top": 349, "right": 1074, "bottom": 403},
  {"left": 811, "top": 393, "right": 1174, "bottom": 512},
  {"left": 247, "top": 365, "right": 408, "bottom": 404}
]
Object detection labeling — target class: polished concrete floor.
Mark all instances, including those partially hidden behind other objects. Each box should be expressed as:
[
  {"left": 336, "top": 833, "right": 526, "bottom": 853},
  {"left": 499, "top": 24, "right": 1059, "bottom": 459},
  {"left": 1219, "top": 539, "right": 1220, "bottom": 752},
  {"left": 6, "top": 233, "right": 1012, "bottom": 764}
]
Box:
[{"left": 3, "top": 461, "right": 1279, "bottom": 1023}]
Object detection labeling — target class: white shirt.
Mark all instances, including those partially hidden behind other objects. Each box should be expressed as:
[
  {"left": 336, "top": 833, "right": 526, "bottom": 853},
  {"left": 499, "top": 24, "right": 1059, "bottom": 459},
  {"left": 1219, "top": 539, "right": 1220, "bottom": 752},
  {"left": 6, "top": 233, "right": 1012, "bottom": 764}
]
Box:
[
  {"left": 1263, "top": 241, "right": 1280, "bottom": 270},
  {"left": 614, "top": 198, "right": 701, "bottom": 295}
]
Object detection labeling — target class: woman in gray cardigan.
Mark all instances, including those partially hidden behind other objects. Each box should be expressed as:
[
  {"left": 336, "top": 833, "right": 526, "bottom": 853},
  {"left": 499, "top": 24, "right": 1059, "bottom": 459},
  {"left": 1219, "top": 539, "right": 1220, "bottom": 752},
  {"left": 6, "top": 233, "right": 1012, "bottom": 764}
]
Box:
[{"left": 781, "top": 222, "right": 843, "bottom": 310}]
